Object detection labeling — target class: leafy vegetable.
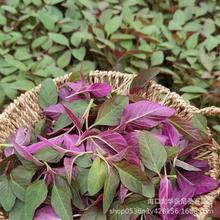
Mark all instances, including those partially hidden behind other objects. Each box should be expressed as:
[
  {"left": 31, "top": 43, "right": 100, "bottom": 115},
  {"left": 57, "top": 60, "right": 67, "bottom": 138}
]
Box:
[
  {"left": 24, "top": 180, "right": 48, "bottom": 220},
  {"left": 139, "top": 131, "right": 167, "bottom": 175},
  {"left": 114, "top": 161, "right": 155, "bottom": 198},
  {"left": 0, "top": 76, "right": 216, "bottom": 220},
  {"left": 51, "top": 182, "right": 72, "bottom": 220},
  {"left": 93, "top": 95, "right": 128, "bottom": 127},
  {"left": 88, "top": 157, "right": 107, "bottom": 196},
  {"left": 39, "top": 79, "right": 58, "bottom": 108}
]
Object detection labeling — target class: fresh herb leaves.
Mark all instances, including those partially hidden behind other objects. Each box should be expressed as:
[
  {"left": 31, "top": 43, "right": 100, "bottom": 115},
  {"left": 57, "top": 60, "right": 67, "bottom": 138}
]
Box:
[{"left": 0, "top": 76, "right": 217, "bottom": 220}]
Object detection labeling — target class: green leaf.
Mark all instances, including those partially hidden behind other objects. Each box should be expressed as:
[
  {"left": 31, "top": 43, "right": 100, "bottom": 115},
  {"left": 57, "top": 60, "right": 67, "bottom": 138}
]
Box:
[
  {"left": 204, "top": 19, "right": 215, "bottom": 35},
  {"left": 24, "top": 180, "right": 48, "bottom": 220},
  {"left": 70, "top": 32, "right": 81, "bottom": 47},
  {"left": 96, "top": 37, "right": 115, "bottom": 50},
  {"left": 93, "top": 95, "right": 128, "bottom": 127},
  {"left": 1, "top": 83, "right": 17, "bottom": 100},
  {"left": 44, "top": 0, "right": 64, "bottom": 4},
  {"left": 45, "top": 65, "right": 66, "bottom": 77},
  {"left": 213, "top": 125, "right": 220, "bottom": 132},
  {"left": 139, "top": 131, "right": 167, "bottom": 175},
  {"left": 88, "top": 157, "right": 107, "bottom": 196},
  {"left": 78, "top": 0, "right": 94, "bottom": 9},
  {"left": 205, "top": 36, "right": 220, "bottom": 51},
  {"left": 54, "top": 100, "right": 89, "bottom": 132},
  {"left": 34, "top": 147, "right": 64, "bottom": 163},
  {"left": 75, "top": 154, "right": 92, "bottom": 168},
  {"left": 105, "top": 16, "right": 122, "bottom": 36},
  {"left": 76, "top": 168, "right": 89, "bottom": 195},
  {"left": 51, "top": 183, "right": 72, "bottom": 220},
  {"left": 81, "top": 207, "right": 107, "bottom": 220},
  {"left": 11, "top": 179, "right": 26, "bottom": 201},
  {"left": 103, "top": 168, "right": 119, "bottom": 213},
  {"left": 192, "top": 113, "right": 208, "bottom": 137},
  {"left": 10, "top": 80, "right": 35, "bottom": 91},
  {"left": 32, "top": 36, "right": 48, "bottom": 49},
  {"left": 165, "top": 146, "right": 180, "bottom": 161},
  {"left": 0, "top": 176, "right": 16, "bottom": 211},
  {"left": 99, "top": 9, "right": 113, "bottom": 25},
  {"left": 38, "top": 9, "right": 55, "bottom": 31},
  {"left": 33, "top": 0, "right": 41, "bottom": 6},
  {"left": 130, "top": 67, "right": 160, "bottom": 92},
  {"left": 151, "top": 51, "right": 164, "bottom": 66},
  {"left": 49, "top": 33, "right": 69, "bottom": 46},
  {"left": 5, "top": 54, "right": 26, "bottom": 71},
  {"left": 0, "top": 13, "right": 6, "bottom": 25},
  {"left": 9, "top": 200, "right": 24, "bottom": 220},
  {"left": 114, "top": 161, "right": 155, "bottom": 198},
  {"left": 186, "top": 33, "right": 199, "bottom": 49},
  {"left": 180, "top": 86, "right": 207, "bottom": 94},
  {"left": 182, "top": 93, "right": 201, "bottom": 101},
  {"left": 11, "top": 165, "right": 36, "bottom": 187},
  {"left": 70, "top": 180, "right": 84, "bottom": 209},
  {"left": 71, "top": 47, "right": 86, "bottom": 61},
  {"left": 57, "top": 50, "right": 71, "bottom": 68},
  {"left": 82, "top": 10, "right": 96, "bottom": 24},
  {"left": 199, "top": 50, "right": 213, "bottom": 72},
  {"left": 39, "top": 78, "right": 58, "bottom": 108}
]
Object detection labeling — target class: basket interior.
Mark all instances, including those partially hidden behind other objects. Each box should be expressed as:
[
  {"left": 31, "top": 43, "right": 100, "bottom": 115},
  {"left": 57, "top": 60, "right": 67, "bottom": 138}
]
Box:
[{"left": 0, "top": 70, "right": 219, "bottom": 220}]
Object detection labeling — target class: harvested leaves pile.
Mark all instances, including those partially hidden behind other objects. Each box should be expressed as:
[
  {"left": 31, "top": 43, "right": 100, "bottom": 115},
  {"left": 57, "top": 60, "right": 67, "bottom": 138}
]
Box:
[{"left": 0, "top": 75, "right": 218, "bottom": 220}]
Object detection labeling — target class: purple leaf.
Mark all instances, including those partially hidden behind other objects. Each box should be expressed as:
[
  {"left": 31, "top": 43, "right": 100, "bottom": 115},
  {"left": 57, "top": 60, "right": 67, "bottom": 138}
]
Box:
[
  {"left": 37, "top": 136, "right": 83, "bottom": 156},
  {"left": 120, "top": 101, "right": 175, "bottom": 130},
  {"left": 62, "top": 104, "right": 82, "bottom": 133},
  {"left": 175, "top": 159, "right": 201, "bottom": 171},
  {"left": 26, "top": 134, "right": 64, "bottom": 154},
  {"left": 89, "top": 83, "right": 111, "bottom": 97},
  {"left": 119, "top": 184, "right": 128, "bottom": 204},
  {"left": 159, "top": 177, "right": 172, "bottom": 220},
  {"left": 16, "top": 128, "right": 32, "bottom": 145},
  {"left": 44, "top": 104, "right": 64, "bottom": 119},
  {"left": 44, "top": 168, "right": 56, "bottom": 185},
  {"left": 185, "top": 158, "right": 209, "bottom": 172},
  {"left": 176, "top": 171, "right": 194, "bottom": 191},
  {"left": 34, "top": 205, "right": 61, "bottom": 220},
  {"left": 59, "top": 87, "right": 71, "bottom": 100},
  {"left": 63, "top": 134, "right": 85, "bottom": 152},
  {"left": 154, "top": 133, "right": 168, "bottom": 146},
  {"left": 4, "top": 147, "right": 14, "bottom": 157},
  {"left": 169, "top": 116, "right": 203, "bottom": 141},
  {"left": 179, "top": 139, "right": 212, "bottom": 157},
  {"left": 168, "top": 185, "right": 195, "bottom": 220},
  {"left": 182, "top": 172, "right": 218, "bottom": 196},
  {"left": 86, "top": 130, "right": 128, "bottom": 154},
  {"left": 66, "top": 82, "right": 111, "bottom": 102},
  {"left": 13, "top": 142, "right": 43, "bottom": 166},
  {"left": 106, "top": 148, "right": 128, "bottom": 162},
  {"left": 64, "top": 157, "right": 75, "bottom": 184},
  {"left": 9, "top": 127, "right": 32, "bottom": 146},
  {"left": 66, "top": 81, "right": 84, "bottom": 91},
  {"left": 66, "top": 81, "right": 111, "bottom": 102},
  {"left": 53, "top": 167, "right": 66, "bottom": 175},
  {"left": 163, "top": 122, "right": 180, "bottom": 146}
]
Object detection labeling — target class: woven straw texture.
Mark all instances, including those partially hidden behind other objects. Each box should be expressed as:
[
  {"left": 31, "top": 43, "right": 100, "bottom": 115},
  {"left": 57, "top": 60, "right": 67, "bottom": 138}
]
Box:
[{"left": 0, "top": 70, "right": 220, "bottom": 220}]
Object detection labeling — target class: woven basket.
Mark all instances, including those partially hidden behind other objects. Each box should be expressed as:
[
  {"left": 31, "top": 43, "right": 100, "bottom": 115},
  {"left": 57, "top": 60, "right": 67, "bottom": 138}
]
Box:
[{"left": 0, "top": 70, "right": 220, "bottom": 220}]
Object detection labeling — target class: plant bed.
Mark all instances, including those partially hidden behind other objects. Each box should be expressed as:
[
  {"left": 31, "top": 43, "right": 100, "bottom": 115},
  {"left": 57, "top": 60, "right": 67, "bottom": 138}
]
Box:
[{"left": 0, "top": 70, "right": 219, "bottom": 220}]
